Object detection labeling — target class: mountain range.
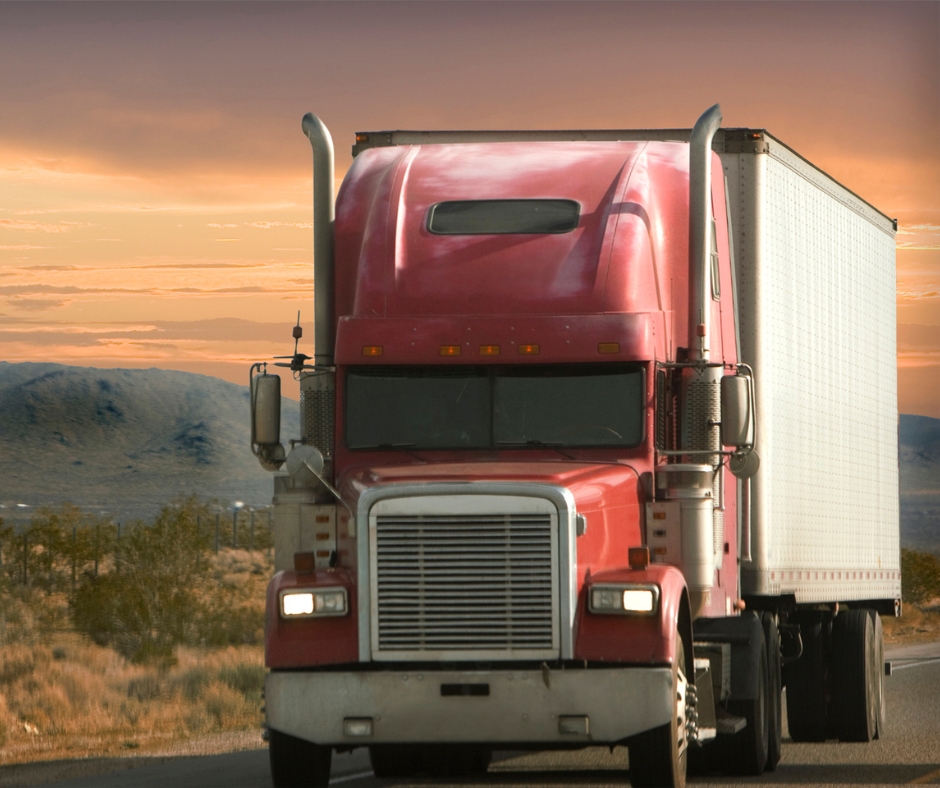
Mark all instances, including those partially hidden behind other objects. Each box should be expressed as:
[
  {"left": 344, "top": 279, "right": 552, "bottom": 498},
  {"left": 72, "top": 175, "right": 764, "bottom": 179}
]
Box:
[
  {"left": 0, "top": 362, "right": 298, "bottom": 524},
  {"left": 0, "top": 362, "right": 937, "bottom": 554}
]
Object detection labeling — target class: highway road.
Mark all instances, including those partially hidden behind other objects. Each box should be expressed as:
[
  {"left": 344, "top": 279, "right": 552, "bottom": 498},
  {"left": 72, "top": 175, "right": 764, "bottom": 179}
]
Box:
[{"left": 39, "top": 642, "right": 940, "bottom": 788}]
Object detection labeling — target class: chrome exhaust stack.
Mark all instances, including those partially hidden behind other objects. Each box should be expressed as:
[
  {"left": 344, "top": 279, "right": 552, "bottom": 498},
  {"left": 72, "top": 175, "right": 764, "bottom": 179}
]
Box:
[
  {"left": 298, "top": 114, "right": 336, "bottom": 498},
  {"left": 301, "top": 113, "right": 336, "bottom": 368},
  {"left": 688, "top": 103, "right": 722, "bottom": 362}
]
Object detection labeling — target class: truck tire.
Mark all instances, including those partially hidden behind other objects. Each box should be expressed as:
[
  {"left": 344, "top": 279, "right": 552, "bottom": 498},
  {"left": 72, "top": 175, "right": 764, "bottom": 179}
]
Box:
[
  {"left": 368, "top": 745, "right": 423, "bottom": 778},
  {"left": 269, "top": 729, "right": 332, "bottom": 788},
  {"left": 831, "top": 609, "right": 878, "bottom": 742},
  {"left": 629, "top": 630, "right": 688, "bottom": 788},
  {"left": 784, "top": 620, "right": 829, "bottom": 742},
  {"left": 726, "top": 630, "right": 769, "bottom": 775},
  {"left": 761, "top": 612, "right": 783, "bottom": 771},
  {"left": 870, "top": 610, "right": 886, "bottom": 738}
]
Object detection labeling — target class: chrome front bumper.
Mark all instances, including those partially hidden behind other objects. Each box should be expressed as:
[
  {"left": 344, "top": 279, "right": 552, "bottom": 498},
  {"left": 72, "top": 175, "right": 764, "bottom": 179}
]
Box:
[{"left": 266, "top": 666, "right": 673, "bottom": 746}]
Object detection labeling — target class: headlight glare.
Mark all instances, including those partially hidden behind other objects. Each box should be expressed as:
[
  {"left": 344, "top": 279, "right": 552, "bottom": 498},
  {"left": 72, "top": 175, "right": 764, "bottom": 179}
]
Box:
[
  {"left": 283, "top": 592, "right": 314, "bottom": 616},
  {"left": 622, "top": 589, "right": 655, "bottom": 613}
]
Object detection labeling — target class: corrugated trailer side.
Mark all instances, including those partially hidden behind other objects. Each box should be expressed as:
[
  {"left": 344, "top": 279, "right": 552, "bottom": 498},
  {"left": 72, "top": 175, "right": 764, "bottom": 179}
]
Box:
[{"left": 721, "top": 134, "right": 900, "bottom": 609}]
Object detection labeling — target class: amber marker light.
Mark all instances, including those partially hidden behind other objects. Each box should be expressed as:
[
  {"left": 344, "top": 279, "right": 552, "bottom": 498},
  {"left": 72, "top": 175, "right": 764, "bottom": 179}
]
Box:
[
  {"left": 518, "top": 344, "right": 540, "bottom": 355},
  {"left": 440, "top": 345, "right": 461, "bottom": 356},
  {"left": 362, "top": 345, "right": 383, "bottom": 357},
  {"left": 598, "top": 342, "right": 620, "bottom": 354},
  {"left": 628, "top": 546, "right": 651, "bottom": 570},
  {"left": 479, "top": 345, "right": 500, "bottom": 356}
]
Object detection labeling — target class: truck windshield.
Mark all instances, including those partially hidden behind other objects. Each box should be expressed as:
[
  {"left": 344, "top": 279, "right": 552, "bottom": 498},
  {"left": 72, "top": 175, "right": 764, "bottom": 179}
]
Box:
[{"left": 346, "top": 364, "right": 644, "bottom": 450}]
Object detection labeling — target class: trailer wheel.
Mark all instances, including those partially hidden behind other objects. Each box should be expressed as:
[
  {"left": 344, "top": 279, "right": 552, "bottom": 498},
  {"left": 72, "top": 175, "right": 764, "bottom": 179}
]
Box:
[
  {"left": 269, "top": 729, "right": 332, "bottom": 788},
  {"left": 761, "top": 612, "right": 783, "bottom": 771},
  {"left": 870, "top": 610, "right": 886, "bottom": 738},
  {"left": 368, "top": 745, "right": 423, "bottom": 778},
  {"left": 629, "top": 630, "right": 688, "bottom": 788},
  {"left": 784, "top": 620, "right": 829, "bottom": 742},
  {"left": 831, "top": 609, "right": 878, "bottom": 742},
  {"left": 726, "top": 629, "right": 769, "bottom": 775}
]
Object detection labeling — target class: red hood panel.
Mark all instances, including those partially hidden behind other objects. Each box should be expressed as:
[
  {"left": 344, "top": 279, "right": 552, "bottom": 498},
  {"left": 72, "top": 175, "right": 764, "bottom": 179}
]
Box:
[{"left": 342, "top": 460, "right": 634, "bottom": 504}]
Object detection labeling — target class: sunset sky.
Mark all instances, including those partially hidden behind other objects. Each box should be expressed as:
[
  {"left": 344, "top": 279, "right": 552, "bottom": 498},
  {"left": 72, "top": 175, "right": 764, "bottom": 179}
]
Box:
[{"left": 1, "top": 1, "right": 937, "bottom": 416}]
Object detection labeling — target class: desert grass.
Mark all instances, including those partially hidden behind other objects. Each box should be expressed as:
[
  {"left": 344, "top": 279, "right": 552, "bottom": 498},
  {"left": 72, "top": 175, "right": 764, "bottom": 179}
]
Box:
[
  {"left": 882, "top": 600, "right": 940, "bottom": 644},
  {"left": 0, "top": 548, "right": 271, "bottom": 765}
]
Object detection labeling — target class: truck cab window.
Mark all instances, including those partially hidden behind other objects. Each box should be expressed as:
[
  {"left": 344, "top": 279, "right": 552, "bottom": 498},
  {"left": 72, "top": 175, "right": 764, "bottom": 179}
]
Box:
[{"left": 346, "top": 363, "right": 644, "bottom": 450}]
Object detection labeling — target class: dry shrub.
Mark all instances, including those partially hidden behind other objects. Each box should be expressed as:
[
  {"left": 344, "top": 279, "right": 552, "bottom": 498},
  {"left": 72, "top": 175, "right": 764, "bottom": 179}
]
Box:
[
  {"left": 0, "top": 637, "right": 265, "bottom": 759},
  {"left": 0, "top": 501, "right": 272, "bottom": 760},
  {"left": 902, "top": 548, "right": 940, "bottom": 606},
  {"left": 883, "top": 602, "right": 940, "bottom": 643}
]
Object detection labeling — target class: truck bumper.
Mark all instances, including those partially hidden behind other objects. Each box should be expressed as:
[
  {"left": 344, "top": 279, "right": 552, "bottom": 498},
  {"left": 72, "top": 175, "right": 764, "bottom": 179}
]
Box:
[{"left": 266, "top": 666, "right": 673, "bottom": 746}]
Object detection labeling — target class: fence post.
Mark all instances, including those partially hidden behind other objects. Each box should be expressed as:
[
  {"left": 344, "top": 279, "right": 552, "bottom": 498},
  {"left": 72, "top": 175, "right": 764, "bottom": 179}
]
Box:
[
  {"left": 214, "top": 513, "right": 220, "bottom": 554},
  {"left": 268, "top": 509, "right": 273, "bottom": 561},
  {"left": 72, "top": 526, "right": 77, "bottom": 594}
]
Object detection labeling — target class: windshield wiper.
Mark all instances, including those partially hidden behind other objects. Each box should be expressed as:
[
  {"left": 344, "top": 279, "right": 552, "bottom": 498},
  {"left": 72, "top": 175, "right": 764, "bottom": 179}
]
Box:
[
  {"left": 375, "top": 443, "right": 426, "bottom": 462},
  {"left": 496, "top": 440, "right": 577, "bottom": 461}
]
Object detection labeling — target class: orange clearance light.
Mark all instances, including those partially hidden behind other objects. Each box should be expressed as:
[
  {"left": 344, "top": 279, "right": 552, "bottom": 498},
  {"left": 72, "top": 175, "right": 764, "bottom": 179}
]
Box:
[
  {"left": 479, "top": 344, "right": 500, "bottom": 356},
  {"left": 598, "top": 342, "right": 620, "bottom": 354},
  {"left": 628, "top": 546, "right": 651, "bottom": 570},
  {"left": 316, "top": 532, "right": 331, "bottom": 541},
  {"left": 440, "top": 345, "right": 461, "bottom": 356},
  {"left": 315, "top": 515, "right": 330, "bottom": 523},
  {"left": 518, "top": 344, "right": 540, "bottom": 355},
  {"left": 356, "top": 133, "right": 369, "bottom": 142},
  {"left": 294, "top": 552, "right": 316, "bottom": 572},
  {"left": 652, "top": 511, "right": 667, "bottom": 520},
  {"left": 362, "top": 345, "right": 383, "bottom": 357}
]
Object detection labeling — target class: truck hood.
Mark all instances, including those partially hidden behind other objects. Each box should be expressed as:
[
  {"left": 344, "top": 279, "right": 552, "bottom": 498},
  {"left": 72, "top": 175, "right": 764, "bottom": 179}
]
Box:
[{"left": 339, "top": 460, "right": 642, "bottom": 515}]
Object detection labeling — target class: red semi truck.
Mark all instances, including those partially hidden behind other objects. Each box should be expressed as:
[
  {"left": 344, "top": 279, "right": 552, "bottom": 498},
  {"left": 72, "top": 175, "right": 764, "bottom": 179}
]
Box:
[{"left": 250, "top": 105, "right": 900, "bottom": 787}]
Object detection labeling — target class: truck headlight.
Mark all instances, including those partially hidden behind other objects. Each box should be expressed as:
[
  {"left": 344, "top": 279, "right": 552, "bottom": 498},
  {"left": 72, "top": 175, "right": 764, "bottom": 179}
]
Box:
[
  {"left": 280, "top": 587, "right": 348, "bottom": 618},
  {"left": 589, "top": 584, "right": 659, "bottom": 615}
]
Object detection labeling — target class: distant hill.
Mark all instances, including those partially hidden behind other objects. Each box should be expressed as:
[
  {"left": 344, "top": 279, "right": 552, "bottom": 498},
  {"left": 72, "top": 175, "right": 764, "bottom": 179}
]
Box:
[
  {"left": 900, "top": 414, "right": 940, "bottom": 555},
  {"left": 0, "top": 362, "right": 299, "bottom": 524}
]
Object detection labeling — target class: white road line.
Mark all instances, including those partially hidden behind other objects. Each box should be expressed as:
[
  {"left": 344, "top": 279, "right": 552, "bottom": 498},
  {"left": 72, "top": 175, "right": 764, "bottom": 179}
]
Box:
[
  {"left": 890, "top": 657, "right": 940, "bottom": 672},
  {"left": 330, "top": 769, "right": 375, "bottom": 785}
]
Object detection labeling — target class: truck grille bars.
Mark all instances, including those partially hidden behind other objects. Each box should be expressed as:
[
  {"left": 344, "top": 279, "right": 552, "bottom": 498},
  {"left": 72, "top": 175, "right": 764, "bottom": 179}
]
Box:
[{"left": 369, "top": 497, "right": 561, "bottom": 661}]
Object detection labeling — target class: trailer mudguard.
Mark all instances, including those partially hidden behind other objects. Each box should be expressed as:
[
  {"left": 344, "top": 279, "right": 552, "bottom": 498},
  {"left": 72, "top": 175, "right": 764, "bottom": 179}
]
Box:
[{"left": 693, "top": 612, "right": 764, "bottom": 701}]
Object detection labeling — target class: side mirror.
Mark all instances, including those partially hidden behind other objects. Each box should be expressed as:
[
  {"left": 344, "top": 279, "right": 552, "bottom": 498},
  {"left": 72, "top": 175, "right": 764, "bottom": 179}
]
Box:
[
  {"left": 251, "top": 371, "right": 281, "bottom": 447},
  {"left": 721, "top": 373, "right": 753, "bottom": 449}
]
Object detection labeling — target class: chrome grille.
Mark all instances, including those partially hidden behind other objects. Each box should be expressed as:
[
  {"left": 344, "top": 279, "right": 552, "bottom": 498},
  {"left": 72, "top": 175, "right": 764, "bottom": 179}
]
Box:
[{"left": 372, "top": 511, "right": 558, "bottom": 658}]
